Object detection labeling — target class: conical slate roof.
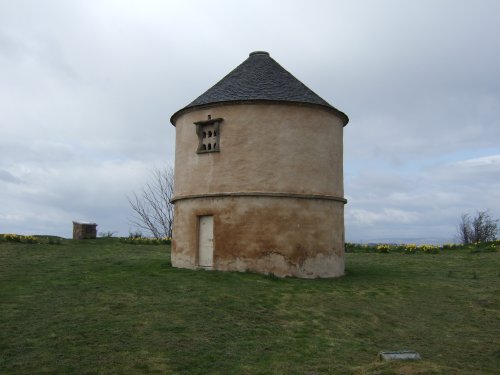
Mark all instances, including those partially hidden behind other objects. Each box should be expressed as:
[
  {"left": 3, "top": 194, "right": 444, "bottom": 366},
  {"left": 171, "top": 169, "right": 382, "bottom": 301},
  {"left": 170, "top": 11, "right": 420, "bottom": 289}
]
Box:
[{"left": 170, "top": 51, "right": 348, "bottom": 125}]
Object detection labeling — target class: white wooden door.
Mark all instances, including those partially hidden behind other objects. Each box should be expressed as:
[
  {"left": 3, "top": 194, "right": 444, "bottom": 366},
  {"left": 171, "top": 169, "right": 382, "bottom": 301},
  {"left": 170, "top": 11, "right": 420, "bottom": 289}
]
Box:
[{"left": 198, "top": 216, "right": 214, "bottom": 268}]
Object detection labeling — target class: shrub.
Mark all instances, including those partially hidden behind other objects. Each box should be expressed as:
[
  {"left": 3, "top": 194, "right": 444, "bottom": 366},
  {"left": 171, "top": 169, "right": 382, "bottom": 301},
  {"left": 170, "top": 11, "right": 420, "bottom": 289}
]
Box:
[
  {"left": 47, "top": 237, "right": 62, "bottom": 245},
  {"left": 469, "top": 242, "right": 498, "bottom": 253},
  {"left": 442, "top": 243, "right": 461, "bottom": 250},
  {"left": 457, "top": 210, "right": 499, "bottom": 244},
  {"left": 128, "top": 231, "right": 143, "bottom": 239},
  {"left": 419, "top": 244, "right": 440, "bottom": 254},
  {"left": 376, "top": 244, "right": 391, "bottom": 253},
  {"left": 99, "top": 231, "right": 117, "bottom": 238},
  {"left": 2, "top": 234, "right": 40, "bottom": 244},
  {"left": 345, "top": 242, "right": 356, "bottom": 253},
  {"left": 22, "top": 235, "right": 39, "bottom": 244},
  {"left": 4, "top": 234, "right": 21, "bottom": 242},
  {"left": 121, "top": 236, "right": 171, "bottom": 246},
  {"left": 404, "top": 244, "right": 417, "bottom": 254}
]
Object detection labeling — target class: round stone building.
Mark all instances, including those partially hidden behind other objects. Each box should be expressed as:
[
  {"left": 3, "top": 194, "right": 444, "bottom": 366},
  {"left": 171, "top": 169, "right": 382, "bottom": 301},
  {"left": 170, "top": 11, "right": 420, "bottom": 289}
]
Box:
[{"left": 170, "top": 51, "right": 349, "bottom": 278}]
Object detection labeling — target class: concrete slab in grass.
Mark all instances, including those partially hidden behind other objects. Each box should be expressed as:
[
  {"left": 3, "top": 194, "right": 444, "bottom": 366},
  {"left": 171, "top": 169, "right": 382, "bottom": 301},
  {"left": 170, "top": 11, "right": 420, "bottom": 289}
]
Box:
[{"left": 378, "top": 350, "right": 421, "bottom": 361}]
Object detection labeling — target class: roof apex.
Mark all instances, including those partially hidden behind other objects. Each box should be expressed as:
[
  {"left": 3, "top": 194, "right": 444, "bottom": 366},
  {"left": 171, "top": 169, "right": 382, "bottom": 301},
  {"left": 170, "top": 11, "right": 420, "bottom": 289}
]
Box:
[{"left": 249, "top": 51, "right": 270, "bottom": 57}]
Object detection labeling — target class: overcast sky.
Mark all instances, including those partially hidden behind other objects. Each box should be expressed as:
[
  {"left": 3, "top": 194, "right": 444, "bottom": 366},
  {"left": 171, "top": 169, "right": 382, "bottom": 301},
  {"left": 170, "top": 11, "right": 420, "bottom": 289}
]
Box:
[{"left": 1, "top": 0, "right": 499, "bottom": 243}]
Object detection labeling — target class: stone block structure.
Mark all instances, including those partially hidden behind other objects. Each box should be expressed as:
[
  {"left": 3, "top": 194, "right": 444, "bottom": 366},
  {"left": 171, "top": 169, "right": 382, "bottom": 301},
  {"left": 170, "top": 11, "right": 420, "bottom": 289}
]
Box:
[
  {"left": 170, "top": 51, "right": 349, "bottom": 278},
  {"left": 73, "top": 221, "right": 97, "bottom": 239}
]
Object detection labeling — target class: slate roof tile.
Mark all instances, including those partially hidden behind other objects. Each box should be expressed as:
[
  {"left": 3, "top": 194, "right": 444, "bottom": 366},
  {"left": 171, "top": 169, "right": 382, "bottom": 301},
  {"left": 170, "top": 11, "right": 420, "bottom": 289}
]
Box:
[{"left": 171, "top": 51, "right": 348, "bottom": 125}]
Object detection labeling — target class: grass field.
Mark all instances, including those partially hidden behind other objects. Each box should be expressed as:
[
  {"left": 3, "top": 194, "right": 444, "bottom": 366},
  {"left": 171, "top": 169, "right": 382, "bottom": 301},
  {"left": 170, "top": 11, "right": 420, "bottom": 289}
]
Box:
[{"left": 0, "top": 237, "right": 499, "bottom": 374}]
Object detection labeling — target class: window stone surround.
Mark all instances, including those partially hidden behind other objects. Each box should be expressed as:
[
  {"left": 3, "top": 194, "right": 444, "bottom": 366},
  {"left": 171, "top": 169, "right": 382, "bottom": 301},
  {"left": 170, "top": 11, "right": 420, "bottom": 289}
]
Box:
[{"left": 194, "top": 115, "right": 223, "bottom": 154}]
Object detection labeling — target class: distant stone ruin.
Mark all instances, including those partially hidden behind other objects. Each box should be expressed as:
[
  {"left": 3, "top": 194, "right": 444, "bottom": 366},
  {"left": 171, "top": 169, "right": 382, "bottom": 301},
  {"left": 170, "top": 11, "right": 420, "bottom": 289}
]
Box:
[{"left": 73, "top": 222, "right": 97, "bottom": 239}]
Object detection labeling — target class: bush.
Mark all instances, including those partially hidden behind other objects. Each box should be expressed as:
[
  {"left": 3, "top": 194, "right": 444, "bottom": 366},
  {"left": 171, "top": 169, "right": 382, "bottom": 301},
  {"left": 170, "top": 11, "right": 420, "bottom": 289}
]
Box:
[
  {"left": 120, "top": 236, "right": 171, "bottom": 246},
  {"left": 376, "top": 244, "right": 391, "bottom": 253},
  {"left": 4, "top": 234, "right": 22, "bottom": 242},
  {"left": 419, "top": 244, "right": 440, "bottom": 254},
  {"left": 128, "top": 231, "right": 143, "bottom": 239},
  {"left": 1, "top": 234, "right": 39, "bottom": 244},
  {"left": 458, "top": 210, "right": 499, "bottom": 244},
  {"left": 469, "top": 242, "right": 498, "bottom": 253},
  {"left": 344, "top": 242, "right": 470, "bottom": 254},
  {"left": 23, "top": 235, "right": 39, "bottom": 244},
  {"left": 47, "top": 237, "right": 62, "bottom": 245},
  {"left": 404, "top": 244, "right": 417, "bottom": 254},
  {"left": 99, "top": 231, "right": 117, "bottom": 238}
]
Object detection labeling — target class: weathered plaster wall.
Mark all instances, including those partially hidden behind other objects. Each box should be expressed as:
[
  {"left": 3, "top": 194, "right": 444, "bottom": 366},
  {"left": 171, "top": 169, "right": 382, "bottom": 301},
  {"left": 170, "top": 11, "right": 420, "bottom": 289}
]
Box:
[
  {"left": 173, "top": 103, "right": 344, "bottom": 198},
  {"left": 171, "top": 103, "right": 346, "bottom": 278},
  {"left": 172, "top": 196, "right": 345, "bottom": 278}
]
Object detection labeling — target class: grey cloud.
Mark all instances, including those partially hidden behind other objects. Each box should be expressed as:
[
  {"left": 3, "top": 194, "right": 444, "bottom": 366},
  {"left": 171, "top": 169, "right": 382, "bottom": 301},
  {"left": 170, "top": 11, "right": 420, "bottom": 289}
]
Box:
[
  {"left": 345, "top": 153, "right": 500, "bottom": 243},
  {"left": 0, "top": 169, "right": 23, "bottom": 184}
]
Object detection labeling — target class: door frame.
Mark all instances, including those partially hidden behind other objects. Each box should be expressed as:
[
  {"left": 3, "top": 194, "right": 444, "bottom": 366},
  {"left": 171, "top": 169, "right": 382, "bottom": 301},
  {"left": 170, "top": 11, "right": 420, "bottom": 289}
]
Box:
[{"left": 197, "top": 214, "right": 214, "bottom": 268}]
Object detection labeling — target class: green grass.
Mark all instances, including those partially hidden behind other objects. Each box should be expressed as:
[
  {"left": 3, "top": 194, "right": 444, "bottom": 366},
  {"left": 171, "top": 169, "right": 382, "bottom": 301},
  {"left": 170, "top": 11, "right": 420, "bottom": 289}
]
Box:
[{"left": 0, "top": 237, "right": 499, "bottom": 374}]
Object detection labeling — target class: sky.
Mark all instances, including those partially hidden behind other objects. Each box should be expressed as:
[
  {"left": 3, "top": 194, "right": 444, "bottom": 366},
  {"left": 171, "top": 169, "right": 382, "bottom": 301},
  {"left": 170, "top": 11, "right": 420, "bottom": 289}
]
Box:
[{"left": 1, "top": 0, "right": 499, "bottom": 243}]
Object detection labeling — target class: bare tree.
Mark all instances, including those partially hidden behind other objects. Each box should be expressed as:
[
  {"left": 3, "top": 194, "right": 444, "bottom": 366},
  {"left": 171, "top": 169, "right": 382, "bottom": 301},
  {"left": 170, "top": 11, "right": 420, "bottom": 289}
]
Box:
[
  {"left": 458, "top": 214, "right": 473, "bottom": 245},
  {"left": 128, "top": 167, "right": 174, "bottom": 238},
  {"left": 457, "top": 210, "right": 499, "bottom": 244}
]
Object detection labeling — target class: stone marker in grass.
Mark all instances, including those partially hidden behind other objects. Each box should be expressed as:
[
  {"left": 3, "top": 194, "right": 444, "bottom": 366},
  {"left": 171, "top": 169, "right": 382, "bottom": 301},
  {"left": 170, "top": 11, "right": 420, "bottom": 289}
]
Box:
[{"left": 378, "top": 350, "right": 421, "bottom": 361}]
